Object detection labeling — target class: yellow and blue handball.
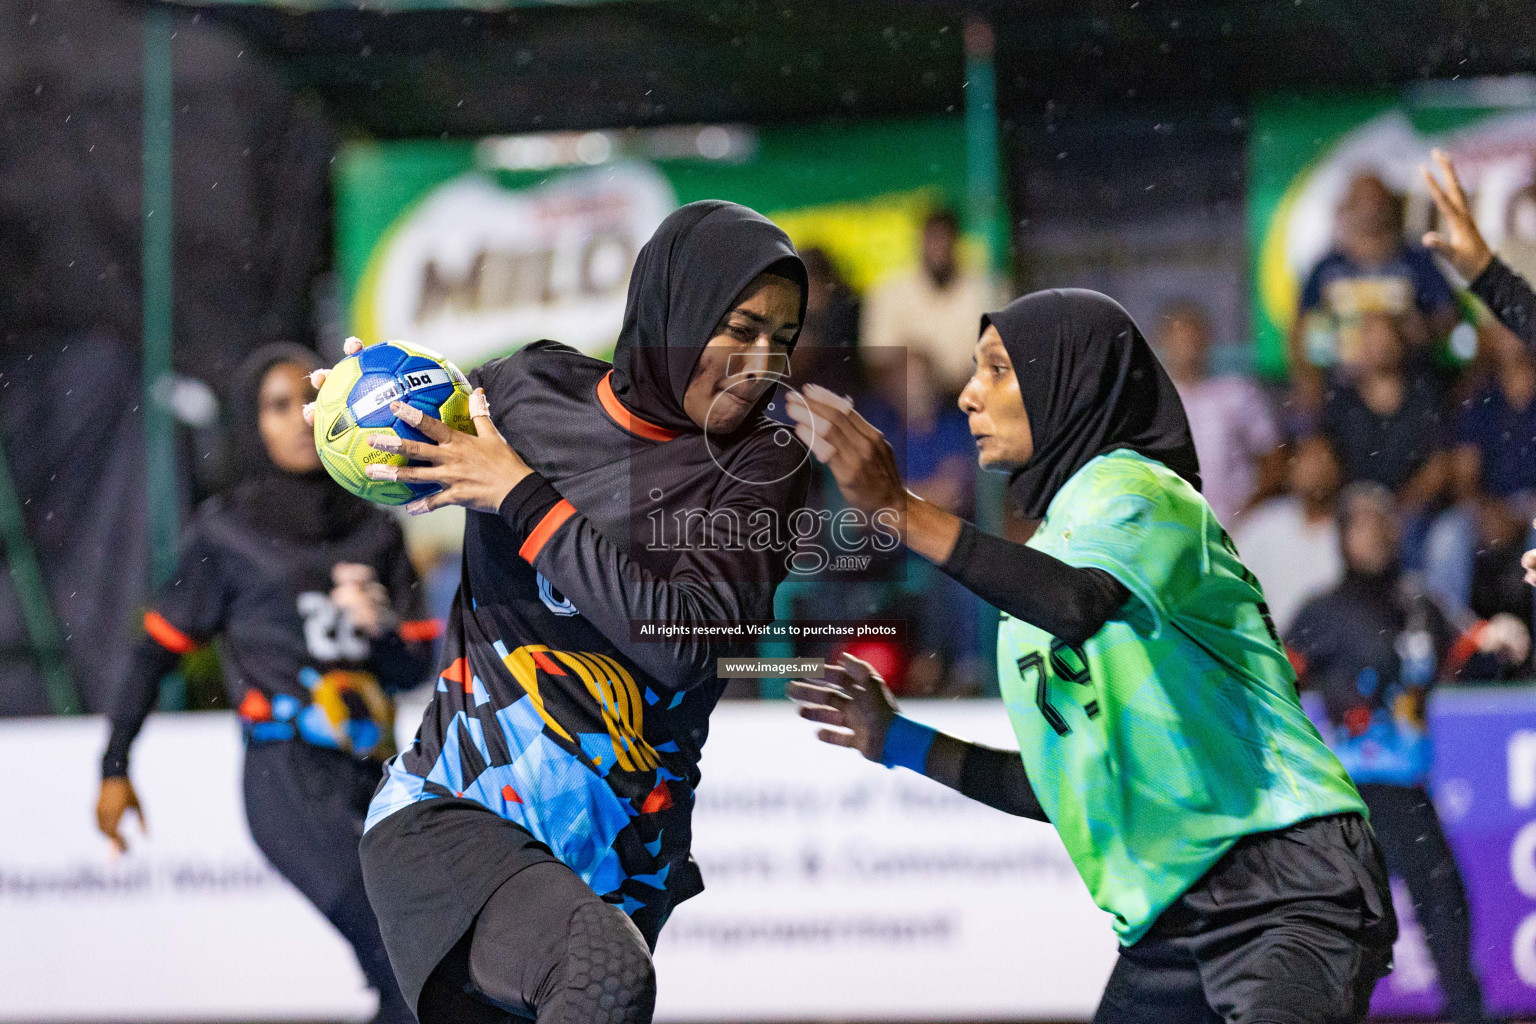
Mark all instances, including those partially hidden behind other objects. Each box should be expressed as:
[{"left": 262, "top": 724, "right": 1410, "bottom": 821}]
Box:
[{"left": 312, "top": 340, "right": 473, "bottom": 505}]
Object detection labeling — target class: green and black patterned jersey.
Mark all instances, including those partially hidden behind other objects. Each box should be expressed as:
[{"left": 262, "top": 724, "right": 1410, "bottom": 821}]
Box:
[{"left": 998, "top": 449, "right": 1365, "bottom": 945}]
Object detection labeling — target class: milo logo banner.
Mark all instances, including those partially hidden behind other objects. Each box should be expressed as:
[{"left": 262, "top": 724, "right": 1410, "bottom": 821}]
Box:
[
  {"left": 1250, "top": 92, "right": 1536, "bottom": 377},
  {"left": 337, "top": 119, "right": 970, "bottom": 367}
]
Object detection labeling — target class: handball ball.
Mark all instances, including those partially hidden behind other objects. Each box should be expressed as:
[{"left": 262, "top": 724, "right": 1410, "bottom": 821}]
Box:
[{"left": 312, "top": 340, "right": 473, "bottom": 506}]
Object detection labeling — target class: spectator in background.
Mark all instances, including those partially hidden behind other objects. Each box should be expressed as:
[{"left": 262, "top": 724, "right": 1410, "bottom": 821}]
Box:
[
  {"left": 1156, "top": 300, "right": 1283, "bottom": 525},
  {"left": 1426, "top": 319, "right": 1536, "bottom": 628},
  {"left": 789, "top": 247, "right": 863, "bottom": 399},
  {"left": 1232, "top": 433, "right": 1345, "bottom": 635},
  {"left": 862, "top": 349, "right": 977, "bottom": 519},
  {"left": 1291, "top": 171, "right": 1459, "bottom": 408},
  {"left": 1289, "top": 484, "right": 1521, "bottom": 1024},
  {"left": 1320, "top": 311, "right": 1450, "bottom": 564},
  {"left": 861, "top": 207, "right": 1000, "bottom": 397}
]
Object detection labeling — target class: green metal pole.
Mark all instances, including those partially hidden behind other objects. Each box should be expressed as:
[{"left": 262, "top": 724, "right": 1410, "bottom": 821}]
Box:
[
  {"left": 964, "top": 14, "right": 1009, "bottom": 695},
  {"left": 0, "top": 439, "right": 80, "bottom": 714},
  {"left": 143, "top": 7, "right": 185, "bottom": 711}
]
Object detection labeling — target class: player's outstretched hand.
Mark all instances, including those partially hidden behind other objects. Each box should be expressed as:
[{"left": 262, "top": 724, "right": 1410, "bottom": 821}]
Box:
[
  {"left": 786, "top": 652, "right": 899, "bottom": 763},
  {"left": 363, "top": 389, "right": 533, "bottom": 515},
  {"left": 1422, "top": 148, "right": 1494, "bottom": 282},
  {"left": 784, "top": 383, "right": 905, "bottom": 521},
  {"left": 331, "top": 562, "right": 397, "bottom": 638},
  {"left": 96, "top": 776, "right": 146, "bottom": 855},
  {"left": 300, "top": 336, "right": 365, "bottom": 427}
]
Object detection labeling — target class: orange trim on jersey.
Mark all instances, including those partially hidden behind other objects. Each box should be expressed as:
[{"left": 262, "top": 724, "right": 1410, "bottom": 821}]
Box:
[
  {"left": 597, "top": 372, "right": 683, "bottom": 443},
  {"left": 1445, "top": 621, "right": 1487, "bottom": 678},
  {"left": 398, "top": 618, "right": 443, "bottom": 643},
  {"left": 238, "top": 688, "right": 272, "bottom": 723},
  {"left": 144, "top": 610, "right": 197, "bottom": 654},
  {"left": 519, "top": 500, "right": 576, "bottom": 564}
]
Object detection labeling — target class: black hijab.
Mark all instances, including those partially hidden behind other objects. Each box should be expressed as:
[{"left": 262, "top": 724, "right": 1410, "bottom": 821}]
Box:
[
  {"left": 608, "top": 200, "right": 808, "bottom": 434},
  {"left": 228, "top": 342, "right": 371, "bottom": 545},
  {"left": 986, "top": 288, "right": 1201, "bottom": 520}
]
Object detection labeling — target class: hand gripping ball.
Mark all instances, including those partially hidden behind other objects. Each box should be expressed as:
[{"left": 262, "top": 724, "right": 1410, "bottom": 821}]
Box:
[{"left": 312, "top": 340, "right": 473, "bottom": 505}]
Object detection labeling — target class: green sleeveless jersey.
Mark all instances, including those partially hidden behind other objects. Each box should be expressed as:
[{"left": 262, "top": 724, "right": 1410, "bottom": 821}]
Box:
[{"left": 996, "top": 449, "right": 1365, "bottom": 945}]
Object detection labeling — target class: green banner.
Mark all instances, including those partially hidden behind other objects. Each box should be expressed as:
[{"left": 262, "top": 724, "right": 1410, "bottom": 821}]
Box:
[
  {"left": 336, "top": 118, "right": 973, "bottom": 366},
  {"left": 1249, "top": 91, "right": 1536, "bottom": 377}
]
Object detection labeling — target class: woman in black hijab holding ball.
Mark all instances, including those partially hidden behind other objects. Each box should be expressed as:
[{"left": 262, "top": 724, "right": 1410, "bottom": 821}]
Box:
[{"left": 306, "top": 202, "right": 813, "bottom": 1024}]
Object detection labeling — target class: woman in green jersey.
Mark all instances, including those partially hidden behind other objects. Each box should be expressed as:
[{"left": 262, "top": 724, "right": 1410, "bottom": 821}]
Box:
[{"left": 785, "top": 288, "right": 1397, "bottom": 1024}]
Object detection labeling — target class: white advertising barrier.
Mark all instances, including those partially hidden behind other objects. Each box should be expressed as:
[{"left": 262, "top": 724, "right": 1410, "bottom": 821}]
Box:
[{"left": 0, "top": 701, "right": 1116, "bottom": 1022}]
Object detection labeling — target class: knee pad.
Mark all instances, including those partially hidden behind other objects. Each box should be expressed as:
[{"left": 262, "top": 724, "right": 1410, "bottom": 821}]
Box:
[{"left": 556, "top": 902, "right": 656, "bottom": 1024}]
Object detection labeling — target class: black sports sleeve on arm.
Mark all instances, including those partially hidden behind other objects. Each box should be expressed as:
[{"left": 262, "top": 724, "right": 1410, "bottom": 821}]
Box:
[
  {"left": 501, "top": 461, "right": 810, "bottom": 693},
  {"left": 956, "top": 743, "right": 1049, "bottom": 821},
  {"left": 937, "top": 520, "right": 1129, "bottom": 647},
  {"left": 1471, "top": 256, "right": 1536, "bottom": 349},
  {"left": 101, "top": 637, "right": 181, "bottom": 779},
  {"left": 101, "top": 522, "right": 228, "bottom": 779}
]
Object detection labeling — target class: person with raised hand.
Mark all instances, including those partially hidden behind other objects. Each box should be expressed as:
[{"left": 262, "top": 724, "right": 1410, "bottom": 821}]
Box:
[
  {"left": 1423, "top": 147, "right": 1536, "bottom": 347},
  {"left": 786, "top": 288, "right": 1395, "bottom": 1024}
]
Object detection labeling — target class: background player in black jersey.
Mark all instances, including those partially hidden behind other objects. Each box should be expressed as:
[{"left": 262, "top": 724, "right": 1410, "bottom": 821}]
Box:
[
  {"left": 96, "top": 343, "right": 434, "bottom": 1024},
  {"left": 305, "top": 202, "right": 811, "bottom": 1024}
]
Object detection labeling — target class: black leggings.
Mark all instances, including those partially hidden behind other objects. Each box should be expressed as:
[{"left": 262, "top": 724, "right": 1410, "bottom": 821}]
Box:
[
  {"left": 1358, "top": 783, "right": 1488, "bottom": 1024},
  {"left": 417, "top": 862, "right": 656, "bottom": 1024},
  {"left": 243, "top": 741, "right": 413, "bottom": 1024}
]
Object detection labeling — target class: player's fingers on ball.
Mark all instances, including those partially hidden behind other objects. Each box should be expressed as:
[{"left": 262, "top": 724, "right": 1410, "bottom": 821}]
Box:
[
  {"left": 1523, "top": 549, "right": 1536, "bottom": 571},
  {"left": 369, "top": 434, "right": 444, "bottom": 463},
  {"left": 405, "top": 490, "right": 454, "bottom": 516},
  {"left": 344, "top": 336, "right": 364, "bottom": 355},
  {"left": 302, "top": 401, "right": 317, "bottom": 426},
  {"left": 365, "top": 462, "right": 435, "bottom": 484},
  {"left": 467, "top": 388, "right": 502, "bottom": 438},
  {"left": 389, "top": 399, "right": 450, "bottom": 438}
]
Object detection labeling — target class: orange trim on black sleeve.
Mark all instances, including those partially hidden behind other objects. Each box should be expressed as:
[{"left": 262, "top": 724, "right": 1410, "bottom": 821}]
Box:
[
  {"left": 597, "top": 372, "right": 683, "bottom": 443},
  {"left": 143, "top": 610, "right": 198, "bottom": 654},
  {"left": 398, "top": 618, "right": 444, "bottom": 643},
  {"left": 519, "top": 500, "right": 577, "bottom": 563}
]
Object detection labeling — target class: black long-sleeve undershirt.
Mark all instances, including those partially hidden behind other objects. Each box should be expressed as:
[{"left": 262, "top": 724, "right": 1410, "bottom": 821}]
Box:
[
  {"left": 1471, "top": 256, "right": 1536, "bottom": 350},
  {"left": 956, "top": 742, "right": 1049, "bottom": 821},
  {"left": 937, "top": 519, "right": 1130, "bottom": 647},
  {"left": 101, "top": 635, "right": 180, "bottom": 779}
]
